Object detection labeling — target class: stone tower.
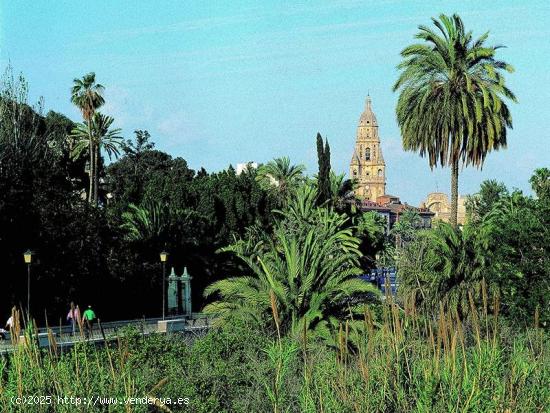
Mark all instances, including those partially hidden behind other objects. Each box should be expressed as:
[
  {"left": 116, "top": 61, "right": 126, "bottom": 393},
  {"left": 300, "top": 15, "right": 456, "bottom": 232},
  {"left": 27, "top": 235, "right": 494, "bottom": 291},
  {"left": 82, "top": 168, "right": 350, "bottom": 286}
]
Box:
[{"left": 349, "top": 96, "right": 386, "bottom": 201}]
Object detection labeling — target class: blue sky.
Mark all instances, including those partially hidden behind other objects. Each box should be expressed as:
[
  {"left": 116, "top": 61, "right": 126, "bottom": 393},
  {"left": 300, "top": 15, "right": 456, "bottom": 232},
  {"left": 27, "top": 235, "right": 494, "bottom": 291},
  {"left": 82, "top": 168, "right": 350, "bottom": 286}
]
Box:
[{"left": 2, "top": 0, "right": 549, "bottom": 205}]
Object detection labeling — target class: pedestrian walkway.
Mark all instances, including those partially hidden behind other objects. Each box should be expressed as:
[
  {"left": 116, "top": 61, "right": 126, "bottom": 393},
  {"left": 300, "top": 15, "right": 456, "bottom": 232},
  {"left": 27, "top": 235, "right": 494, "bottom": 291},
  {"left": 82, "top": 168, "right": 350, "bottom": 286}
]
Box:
[{"left": 0, "top": 314, "right": 212, "bottom": 354}]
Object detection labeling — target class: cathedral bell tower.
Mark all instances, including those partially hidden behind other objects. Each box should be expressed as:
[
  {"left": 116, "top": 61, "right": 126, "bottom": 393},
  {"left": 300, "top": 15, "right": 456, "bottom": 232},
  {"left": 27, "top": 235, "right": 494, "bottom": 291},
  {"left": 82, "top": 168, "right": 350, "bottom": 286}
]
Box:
[{"left": 349, "top": 96, "right": 386, "bottom": 201}]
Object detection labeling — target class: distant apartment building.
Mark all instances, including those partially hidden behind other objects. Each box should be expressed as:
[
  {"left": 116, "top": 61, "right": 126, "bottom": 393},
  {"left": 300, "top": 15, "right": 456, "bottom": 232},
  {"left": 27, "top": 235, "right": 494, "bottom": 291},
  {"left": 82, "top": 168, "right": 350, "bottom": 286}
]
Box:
[
  {"left": 236, "top": 162, "right": 258, "bottom": 175},
  {"left": 356, "top": 195, "right": 435, "bottom": 234}
]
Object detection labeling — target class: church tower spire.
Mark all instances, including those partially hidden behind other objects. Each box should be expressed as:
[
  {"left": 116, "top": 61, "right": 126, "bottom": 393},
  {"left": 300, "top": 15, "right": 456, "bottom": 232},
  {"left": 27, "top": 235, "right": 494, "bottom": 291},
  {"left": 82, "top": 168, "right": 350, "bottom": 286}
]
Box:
[{"left": 349, "top": 96, "right": 386, "bottom": 201}]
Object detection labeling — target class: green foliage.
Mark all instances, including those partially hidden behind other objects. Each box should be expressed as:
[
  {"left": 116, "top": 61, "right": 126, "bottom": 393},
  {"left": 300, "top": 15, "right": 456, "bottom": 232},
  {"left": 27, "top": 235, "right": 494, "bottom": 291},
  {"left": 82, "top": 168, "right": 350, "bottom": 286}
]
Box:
[
  {"left": 0, "top": 69, "right": 280, "bottom": 320},
  {"left": 1, "top": 298, "right": 548, "bottom": 412},
  {"left": 399, "top": 172, "right": 549, "bottom": 325},
  {"left": 70, "top": 72, "right": 104, "bottom": 121},
  {"left": 391, "top": 209, "right": 423, "bottom": 246},
  {"left": 204, "top": 185, "right": 380, "bottom": 342},
  {"left": 465, "top": 179, "right": 509, "bottom": 223},
  {"left": 121, "top": 202, "right": 174, "bottom": 242},
  {"left": 256, "top": 156, "right": 305, "bottom": 206},
  {"left": 69, "top": 112, "right": 123, "bottom": 162},
  {"left": 262, "top": 338, "right": 300, "bottom": 412},
  {"left": 355, "top": 211, "right": 388, "bottom": 267},
  {"left": 69, "top": 112, "right": 123, "bottom": 207},
  {"left": 480, "top": 189, "right": 550, "bottom": 324},
  {"left": 70, "top": 72, "right": 107, "bottom": 205},
  {"left": 398, "top": 221, "right": 488, "bottom": 316},
  {"left": 530, "top": 167, "right": 550, "bottom": 200},
  {"left": 0, "top": 68, "right": 112, "bottom": 317}
]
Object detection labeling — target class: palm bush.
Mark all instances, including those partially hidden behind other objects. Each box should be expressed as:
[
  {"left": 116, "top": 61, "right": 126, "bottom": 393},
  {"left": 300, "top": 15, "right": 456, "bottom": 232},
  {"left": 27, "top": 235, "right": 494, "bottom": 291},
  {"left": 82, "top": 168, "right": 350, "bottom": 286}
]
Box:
[
  {"left": 256, "top": 157, "right": 305, "bottom": 206},
  {"left": 397, "top": 221, "right": 489, "bottom": 316},
  {"left": 203, "top": 185, "right": 379, "bottom": 342}
]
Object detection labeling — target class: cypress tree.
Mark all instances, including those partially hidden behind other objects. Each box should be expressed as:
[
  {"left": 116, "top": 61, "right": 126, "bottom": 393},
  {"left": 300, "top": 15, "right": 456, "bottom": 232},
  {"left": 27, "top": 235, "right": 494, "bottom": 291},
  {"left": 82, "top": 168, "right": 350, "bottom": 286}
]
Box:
[{"left": 316, "top": 132, "right": 331, "bottom": 205}]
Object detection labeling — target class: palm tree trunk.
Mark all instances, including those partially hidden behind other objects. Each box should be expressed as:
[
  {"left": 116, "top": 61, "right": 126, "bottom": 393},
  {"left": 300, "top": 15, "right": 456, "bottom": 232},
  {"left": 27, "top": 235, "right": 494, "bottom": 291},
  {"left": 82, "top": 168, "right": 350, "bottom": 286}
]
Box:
[
  {"left": 450, "top": 157, "right": 459, "bottom": 228},
  {"left": 93, "top": 143, "right": 99, "bottom": 207},
  {"left": 88, "top": 140, "right": 94, "bottom": 204}
]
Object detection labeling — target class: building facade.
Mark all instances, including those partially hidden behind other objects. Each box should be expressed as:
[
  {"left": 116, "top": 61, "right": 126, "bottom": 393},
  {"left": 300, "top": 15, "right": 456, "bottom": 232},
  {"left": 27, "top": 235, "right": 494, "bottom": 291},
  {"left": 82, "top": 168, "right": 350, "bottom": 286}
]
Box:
[
  {"left": 236, "top": 162, "right": 258, "bottom": 175},
  {"left": 420, "top": 192, "right": 467, "bottom": 225},
  {"left": 349, "top": 96, "right": 386, "bottom": 201},
  {"left": 357, "top": 196, "right": 435, "bottom": 235}
]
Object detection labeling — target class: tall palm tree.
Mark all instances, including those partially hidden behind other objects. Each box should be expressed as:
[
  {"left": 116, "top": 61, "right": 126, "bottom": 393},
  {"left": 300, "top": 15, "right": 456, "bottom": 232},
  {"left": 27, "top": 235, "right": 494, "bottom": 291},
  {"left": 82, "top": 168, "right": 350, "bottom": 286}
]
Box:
[
  {"left": 256, "top": 157, "right": 305, "bottom": 206},
  {"left": 393, "top": 14, "right": 516, "bottom": 227},
  {"left": 70, "top": 73, "right": 105, "bottom": 204},
  {"left": 70, "top": 113, "right": 122, "bottom": 205}
]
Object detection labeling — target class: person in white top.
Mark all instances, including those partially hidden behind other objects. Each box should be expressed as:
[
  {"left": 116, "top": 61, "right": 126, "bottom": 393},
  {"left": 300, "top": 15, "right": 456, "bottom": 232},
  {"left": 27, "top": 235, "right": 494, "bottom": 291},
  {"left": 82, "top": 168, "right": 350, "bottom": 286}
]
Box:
[{"left": 5, "top": 315, "right": 13, "bottom": 330}]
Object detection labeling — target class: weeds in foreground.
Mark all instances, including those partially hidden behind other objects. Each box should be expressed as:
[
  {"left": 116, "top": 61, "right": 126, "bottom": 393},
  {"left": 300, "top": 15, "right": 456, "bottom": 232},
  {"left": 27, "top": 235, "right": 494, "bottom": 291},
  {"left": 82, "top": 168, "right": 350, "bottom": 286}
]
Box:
[{"left": 0, "top": 293, "right": 548, "bottom": 412}]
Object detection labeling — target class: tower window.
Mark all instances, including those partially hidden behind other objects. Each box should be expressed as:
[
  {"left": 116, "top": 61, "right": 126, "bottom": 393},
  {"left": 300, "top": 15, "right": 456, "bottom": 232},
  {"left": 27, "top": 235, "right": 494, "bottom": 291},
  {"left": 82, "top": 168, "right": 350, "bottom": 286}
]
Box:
[
  {"left": 378, "top": 169, "right": 383, "bottom": 177},
  {"left": 365, "top": 148, "right": 371, "bottom": 160}
]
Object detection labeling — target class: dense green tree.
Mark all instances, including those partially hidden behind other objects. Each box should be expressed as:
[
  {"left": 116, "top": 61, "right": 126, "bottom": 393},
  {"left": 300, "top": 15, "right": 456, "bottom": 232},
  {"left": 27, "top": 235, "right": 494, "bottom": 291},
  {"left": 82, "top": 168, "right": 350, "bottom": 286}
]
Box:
[
  {"left": 310, "top": 171, "right": 355, "bottom": 211},
  {"left": 106, "top": 146, "right": 175, "bottom": 212},
  {"left": 399, "top": 173, "right": 549, "bottom": 325},
  {"left": 70, "top": 113, "right": 122, "bottom": 161},
  {"left": 70, "top": 112, "right": 123, "bottom": 206},
  {"left": 529, "top": 167, "right": 550, "bottom": 200},
  {"left": 109, "top": 159, "right": 278, "bottom": 314},
  {"left": 465, "top": 179, "right": 509, "bottom": 223},
  {"left": 355, "top": 211, "right": 388, "bottom": 268},
  {"left": 0, "top": 69, "right": 120, "bottom": 320},
  {"left": 393, "top": 14, "right": 516, "bottom": 227},
  {"left": 392, "top": 209, "right": 423, "bottom": 247},
  {"left": 480, "top": 189, "right": 549, "bottom": 324}
]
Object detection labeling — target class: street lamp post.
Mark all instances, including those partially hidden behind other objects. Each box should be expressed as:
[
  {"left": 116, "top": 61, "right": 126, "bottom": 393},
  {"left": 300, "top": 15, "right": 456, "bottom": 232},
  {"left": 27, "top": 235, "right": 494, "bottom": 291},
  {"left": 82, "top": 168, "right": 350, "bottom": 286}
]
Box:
[
  {"left": 160, "top": 251, "right": 169, "bottom": 320},
  {"left": 23, "top": 250, "right": 33, "bottom": 321}
]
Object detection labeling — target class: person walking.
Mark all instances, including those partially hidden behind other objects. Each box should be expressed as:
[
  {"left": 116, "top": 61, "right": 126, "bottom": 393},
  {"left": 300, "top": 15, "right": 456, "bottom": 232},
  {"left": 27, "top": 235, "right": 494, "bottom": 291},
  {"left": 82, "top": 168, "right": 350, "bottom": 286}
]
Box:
[
  {"left": 82, "top": 305, "right": 96, "bottom": 338},
  {"left": 1, "top": 315, "right": 12, "bottom": 340},
  {"left": 5, "top": 315, "right": 13, "bottom": 331},
  {"left": 67, "top": 302, "right": 81, "bottom": 336},
  {"left": 5, "top": 306, "right": 17, "bottom": 331},
  {"left": 2, "top": 307, "right": 17, "bottom": 340}
]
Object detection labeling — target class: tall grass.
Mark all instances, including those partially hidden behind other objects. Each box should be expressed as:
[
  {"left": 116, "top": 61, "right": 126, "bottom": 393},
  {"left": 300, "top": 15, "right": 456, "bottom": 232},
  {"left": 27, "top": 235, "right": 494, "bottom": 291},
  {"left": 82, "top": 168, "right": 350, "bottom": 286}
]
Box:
[
  {"left": 295, "top": 290, "right": 549, "bottom": 413},
  {"left": 0, "top": 294, "right": 548, "bottom": 412},
  {"left": 0, "top": 313, "right": 170, "bottom": 413}
]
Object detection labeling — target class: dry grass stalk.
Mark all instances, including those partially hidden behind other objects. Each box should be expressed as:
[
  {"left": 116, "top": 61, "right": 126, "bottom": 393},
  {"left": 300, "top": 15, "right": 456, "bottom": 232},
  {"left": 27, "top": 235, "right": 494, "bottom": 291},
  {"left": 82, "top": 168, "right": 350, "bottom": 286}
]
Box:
[
  {"left": 468, "top": 291, "right": 481, "bottom": 350},
  {"left": 492, "top": 291, "right": 500, "bottom": 346},
  {"left": 270, "top": 289, "right": 281, "bottom": 342}
]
